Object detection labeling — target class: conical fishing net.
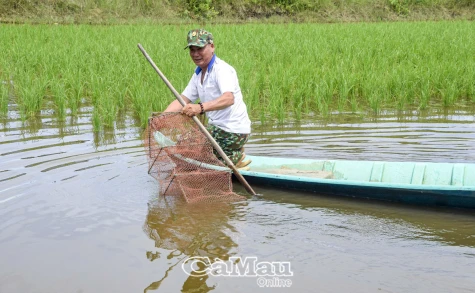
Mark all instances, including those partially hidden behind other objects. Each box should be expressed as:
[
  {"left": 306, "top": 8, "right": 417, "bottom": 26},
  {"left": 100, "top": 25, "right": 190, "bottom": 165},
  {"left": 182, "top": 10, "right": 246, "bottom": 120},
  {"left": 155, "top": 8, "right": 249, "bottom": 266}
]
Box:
[{"left": 144, "top": 112, "right": 244, "bottom": 203}]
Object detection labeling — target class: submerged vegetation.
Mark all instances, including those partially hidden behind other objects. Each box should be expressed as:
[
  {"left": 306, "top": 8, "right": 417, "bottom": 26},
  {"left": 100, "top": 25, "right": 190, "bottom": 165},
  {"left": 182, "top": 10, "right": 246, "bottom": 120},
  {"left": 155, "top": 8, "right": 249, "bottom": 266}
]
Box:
[{"left": 0, "top": 22, "right": 474, "bottom": 128}]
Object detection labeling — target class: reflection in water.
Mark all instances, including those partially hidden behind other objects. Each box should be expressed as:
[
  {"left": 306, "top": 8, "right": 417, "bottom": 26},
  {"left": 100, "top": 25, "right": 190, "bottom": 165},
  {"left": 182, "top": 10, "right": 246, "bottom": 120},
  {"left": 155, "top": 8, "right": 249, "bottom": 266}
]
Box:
[
  {"left": 93, "top": 126, "right": 117, "bottom": 147},
  {"left": 246, "top": 185, "right": 475, "bottom": 248},
  {"left": 247, "top": 108, "right": 475, "bottom": 163},
  {"left": 20, "top": 115, "right": 43, "bottom": 135},
  {"left": 143, "top": 196, "right": 246, "bottom": 292},
  {"left": 1, "top": 104, "right": 475, "bottom": 293}
]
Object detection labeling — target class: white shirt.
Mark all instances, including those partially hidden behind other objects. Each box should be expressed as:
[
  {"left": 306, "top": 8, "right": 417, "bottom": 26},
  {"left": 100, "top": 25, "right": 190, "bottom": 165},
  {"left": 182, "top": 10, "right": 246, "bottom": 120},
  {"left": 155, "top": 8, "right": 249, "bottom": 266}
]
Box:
[{"left": 182, "top": 56, "right": 251, "bottom": 134}]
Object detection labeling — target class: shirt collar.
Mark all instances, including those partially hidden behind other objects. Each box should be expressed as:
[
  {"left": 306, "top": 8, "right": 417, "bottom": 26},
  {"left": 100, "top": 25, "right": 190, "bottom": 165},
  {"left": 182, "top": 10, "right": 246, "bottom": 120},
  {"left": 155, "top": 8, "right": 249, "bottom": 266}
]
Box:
[{"left": 195, "top": 54, "right": 216, "bottom": 75}]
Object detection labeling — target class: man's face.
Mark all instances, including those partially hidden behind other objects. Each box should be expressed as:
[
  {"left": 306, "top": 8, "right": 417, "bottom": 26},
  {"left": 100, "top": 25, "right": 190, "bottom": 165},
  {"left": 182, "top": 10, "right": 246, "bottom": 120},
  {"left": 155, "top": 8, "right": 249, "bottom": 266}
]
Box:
[{"left": 189, "top": 44, "right": 215, "bottom": 69}]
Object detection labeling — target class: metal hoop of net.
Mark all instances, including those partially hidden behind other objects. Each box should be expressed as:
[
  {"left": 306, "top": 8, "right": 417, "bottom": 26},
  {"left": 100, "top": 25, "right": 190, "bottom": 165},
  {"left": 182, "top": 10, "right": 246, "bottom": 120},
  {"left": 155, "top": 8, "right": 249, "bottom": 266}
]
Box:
[{"left": 144, "top": 112, "right": 244, "bottom": 203}]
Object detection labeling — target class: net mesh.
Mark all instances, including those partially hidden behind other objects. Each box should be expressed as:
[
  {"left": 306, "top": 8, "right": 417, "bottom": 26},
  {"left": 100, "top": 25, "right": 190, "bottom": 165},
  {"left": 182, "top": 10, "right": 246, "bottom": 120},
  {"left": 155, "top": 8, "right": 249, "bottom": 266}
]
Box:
[{"left": 144, "top": 112, "right": 244, "bottom": 203}]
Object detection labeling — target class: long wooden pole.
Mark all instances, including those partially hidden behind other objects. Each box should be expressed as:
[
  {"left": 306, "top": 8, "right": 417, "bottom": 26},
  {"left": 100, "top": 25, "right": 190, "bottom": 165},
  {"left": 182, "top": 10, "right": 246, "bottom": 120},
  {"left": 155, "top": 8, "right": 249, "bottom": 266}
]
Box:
[{"left": 138, "top": 43, "right": 257, "bottom": 196}]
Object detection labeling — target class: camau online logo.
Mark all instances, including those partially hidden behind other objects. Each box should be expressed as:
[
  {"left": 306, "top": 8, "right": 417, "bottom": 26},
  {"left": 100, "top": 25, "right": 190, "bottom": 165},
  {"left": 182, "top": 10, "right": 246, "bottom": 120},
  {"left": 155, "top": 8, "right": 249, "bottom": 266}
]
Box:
[{"left": 182, "top": 256, "right": 293, "bottom": 288}]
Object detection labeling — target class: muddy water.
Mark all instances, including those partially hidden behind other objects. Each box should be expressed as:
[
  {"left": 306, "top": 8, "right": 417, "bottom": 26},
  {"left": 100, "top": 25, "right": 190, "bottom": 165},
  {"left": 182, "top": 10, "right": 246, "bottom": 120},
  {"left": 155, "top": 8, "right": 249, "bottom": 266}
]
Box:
[{"left": 1, "top": 108, "right": 475, "bottom": 293}]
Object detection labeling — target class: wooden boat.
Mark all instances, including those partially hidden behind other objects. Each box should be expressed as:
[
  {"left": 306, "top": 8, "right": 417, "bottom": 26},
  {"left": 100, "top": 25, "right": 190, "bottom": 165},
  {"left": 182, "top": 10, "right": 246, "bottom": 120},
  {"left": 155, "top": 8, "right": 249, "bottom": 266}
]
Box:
[
  {"left": 238, "top": 155, "right": 475, "bottom": 210},
  {"left": 150, "top": 129, "right": 475, "bottom": 209}
]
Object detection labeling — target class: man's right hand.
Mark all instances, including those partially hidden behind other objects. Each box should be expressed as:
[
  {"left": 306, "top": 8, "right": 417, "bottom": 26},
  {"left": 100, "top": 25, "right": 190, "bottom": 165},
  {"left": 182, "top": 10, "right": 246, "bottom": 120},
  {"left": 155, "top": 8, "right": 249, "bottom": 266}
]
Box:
[{"left": 181, "top": 103, "right": 201, "bottom": 117}]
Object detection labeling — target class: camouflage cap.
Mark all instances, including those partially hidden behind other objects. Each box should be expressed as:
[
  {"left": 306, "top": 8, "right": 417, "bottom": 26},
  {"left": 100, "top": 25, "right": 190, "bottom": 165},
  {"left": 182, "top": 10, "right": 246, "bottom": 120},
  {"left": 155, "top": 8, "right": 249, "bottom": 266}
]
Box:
[{"left": 184, "top": 29, "right": 214, "bottom": 49}]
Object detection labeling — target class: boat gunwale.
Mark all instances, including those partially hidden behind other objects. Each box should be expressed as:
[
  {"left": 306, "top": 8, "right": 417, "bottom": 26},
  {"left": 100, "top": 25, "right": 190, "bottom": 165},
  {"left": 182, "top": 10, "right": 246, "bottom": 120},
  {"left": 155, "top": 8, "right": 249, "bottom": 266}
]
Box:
[
  {"left": 241, "top": 155, "right": 475, "bottom": 192},
  {"left": 239, "top": 169, "right": 475, "bottom": 192}
]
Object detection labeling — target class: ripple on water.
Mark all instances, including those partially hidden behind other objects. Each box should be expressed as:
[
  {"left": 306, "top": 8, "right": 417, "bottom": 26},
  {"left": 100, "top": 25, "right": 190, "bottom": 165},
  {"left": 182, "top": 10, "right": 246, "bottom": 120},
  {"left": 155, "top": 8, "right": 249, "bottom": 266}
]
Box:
[{"left": 1, "top": 108, "right": 475, "bottom": 293}]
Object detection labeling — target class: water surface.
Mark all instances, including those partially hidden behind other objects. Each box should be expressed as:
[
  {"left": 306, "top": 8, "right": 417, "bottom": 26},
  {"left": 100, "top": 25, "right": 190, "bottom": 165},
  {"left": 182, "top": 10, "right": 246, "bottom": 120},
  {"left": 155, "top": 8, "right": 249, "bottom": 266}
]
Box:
[{"left": 1, "top": 107, "right": 474, "bottom": 293}]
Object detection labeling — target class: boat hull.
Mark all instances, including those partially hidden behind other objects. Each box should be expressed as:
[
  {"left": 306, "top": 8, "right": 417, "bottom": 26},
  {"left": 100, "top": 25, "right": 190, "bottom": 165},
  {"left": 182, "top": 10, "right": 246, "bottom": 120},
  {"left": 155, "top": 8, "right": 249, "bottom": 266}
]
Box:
[
  {"left": 238, "top": 155, "right": 475, "bottom": 210},
  {"left": 241, "top": 174, "right": 475, "bottom": 209}
]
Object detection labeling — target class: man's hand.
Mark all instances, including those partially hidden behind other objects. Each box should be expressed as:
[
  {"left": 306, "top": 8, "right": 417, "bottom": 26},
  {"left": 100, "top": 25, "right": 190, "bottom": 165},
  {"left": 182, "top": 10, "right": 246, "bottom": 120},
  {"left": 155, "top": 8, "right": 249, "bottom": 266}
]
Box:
[{"left": 181, "top": 103, "right": 201, "bottom": 117}]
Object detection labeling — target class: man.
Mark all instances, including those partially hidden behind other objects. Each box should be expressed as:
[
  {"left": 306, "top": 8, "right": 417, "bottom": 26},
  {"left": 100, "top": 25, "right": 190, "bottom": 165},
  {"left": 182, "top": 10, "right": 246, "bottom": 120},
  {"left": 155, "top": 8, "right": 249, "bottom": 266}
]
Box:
[{"left": 164, "top": 28, "right": 251, "bottom": 169}]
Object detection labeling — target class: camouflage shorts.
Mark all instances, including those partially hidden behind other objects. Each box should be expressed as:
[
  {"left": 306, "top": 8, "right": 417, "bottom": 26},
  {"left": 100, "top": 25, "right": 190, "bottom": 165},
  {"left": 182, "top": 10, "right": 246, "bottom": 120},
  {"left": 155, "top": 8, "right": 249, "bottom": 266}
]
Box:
[{"left": 206, "top": 124, "right": 249, "bottom": 165}]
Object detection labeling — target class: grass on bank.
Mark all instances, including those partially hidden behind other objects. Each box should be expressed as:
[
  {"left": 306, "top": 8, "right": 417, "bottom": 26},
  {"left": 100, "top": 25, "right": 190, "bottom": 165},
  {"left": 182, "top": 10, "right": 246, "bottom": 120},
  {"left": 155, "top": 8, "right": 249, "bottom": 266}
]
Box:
[
  {"left": 0, "top": 21, "right": 474, "bottom": 128},
  {"left": 1, "top": 0, "right": 474, "bottom": 24}
]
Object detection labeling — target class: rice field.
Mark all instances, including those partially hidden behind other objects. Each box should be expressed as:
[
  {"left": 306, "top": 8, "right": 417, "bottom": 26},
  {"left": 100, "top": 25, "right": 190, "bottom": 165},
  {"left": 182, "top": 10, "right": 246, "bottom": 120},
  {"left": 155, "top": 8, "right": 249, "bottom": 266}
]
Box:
[{"left": 0, "top": 21, "right": 474, "bottom": 127}]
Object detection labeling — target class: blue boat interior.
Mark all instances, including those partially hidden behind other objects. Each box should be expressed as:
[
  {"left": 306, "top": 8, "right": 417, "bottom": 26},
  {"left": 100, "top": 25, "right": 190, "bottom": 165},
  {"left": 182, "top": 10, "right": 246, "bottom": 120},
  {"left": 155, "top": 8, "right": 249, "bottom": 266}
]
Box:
[{"left": 246, "top": 156, "right": 475, "bottom": 187}]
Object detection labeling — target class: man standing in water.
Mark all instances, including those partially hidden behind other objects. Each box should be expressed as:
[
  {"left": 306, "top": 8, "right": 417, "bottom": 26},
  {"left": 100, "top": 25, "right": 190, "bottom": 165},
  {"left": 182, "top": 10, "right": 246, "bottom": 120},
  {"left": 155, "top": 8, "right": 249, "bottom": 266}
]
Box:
[{"left": 164, "top": 28, "right": 252, "bottom": 169}]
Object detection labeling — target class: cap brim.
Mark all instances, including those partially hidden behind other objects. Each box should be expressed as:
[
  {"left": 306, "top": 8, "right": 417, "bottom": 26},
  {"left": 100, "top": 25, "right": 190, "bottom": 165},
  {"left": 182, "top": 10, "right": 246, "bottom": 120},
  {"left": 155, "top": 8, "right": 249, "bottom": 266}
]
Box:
[{"left": 184, "top": 43, "right": 207, "bottom": 50}]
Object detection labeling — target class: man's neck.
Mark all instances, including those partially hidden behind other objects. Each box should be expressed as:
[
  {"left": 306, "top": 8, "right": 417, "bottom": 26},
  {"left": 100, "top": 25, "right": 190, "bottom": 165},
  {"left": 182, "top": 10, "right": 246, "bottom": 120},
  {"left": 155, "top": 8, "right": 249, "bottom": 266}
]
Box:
[
  {"left": 195, "top": 54, "right": 216, "bottom": 76},
  {"left": 200, "top": 67, "right": 207, "bottom": 84}
]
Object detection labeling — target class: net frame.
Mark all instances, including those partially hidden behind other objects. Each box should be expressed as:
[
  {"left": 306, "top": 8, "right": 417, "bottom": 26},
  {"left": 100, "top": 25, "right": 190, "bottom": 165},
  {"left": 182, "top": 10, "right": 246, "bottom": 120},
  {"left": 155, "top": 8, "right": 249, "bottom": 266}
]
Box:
[{"left": 144, "top": 112, "right": 243, "bottom": 203}]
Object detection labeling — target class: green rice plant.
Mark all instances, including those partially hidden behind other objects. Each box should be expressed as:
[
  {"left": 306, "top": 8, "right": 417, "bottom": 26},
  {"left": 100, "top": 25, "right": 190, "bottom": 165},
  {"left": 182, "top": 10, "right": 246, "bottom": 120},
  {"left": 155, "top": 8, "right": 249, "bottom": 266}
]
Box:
[
  {"left": 418, "top": 80, "right": 430, "bottom": 110},
  {"left": 128, "top": 83, "right": 152, "bottom": 128},
  {"left": 0, "top": 78, "right": 9, "bottom": 116},
  {"left": 317, "top": 99, "right": 329, "bottom": 118},
  {"left": 367, "top": 84, "right": 382, "bottom": 113},
  {"left": 313, "top": 81, "right": 331, "bottom": 117},
  {"left": 92, "top": 107, "right": 101, "bottom": 132},
  {"left": 349, "top": 84, "right": 360, "bottom": 113},
  {"left": 469, "top": 79, "right": 475, "bottom": 103},
  {"left": 65, "top": 76, "right": 85, "bottom": 116},
  {"left": 1, "top": 21, "right": 474, "bottom": 128},
  {"left": 14, "top": 74, "right": 46, "bottom": 120},
  {"left": 49, "top": 81, "right": 67, "bottom": 121},
  {"left": 441, "top": 82, "right": 458, "bottom": 107},
  {"left": 276, "top": 104, "right": 286, "bottom": 123}
]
